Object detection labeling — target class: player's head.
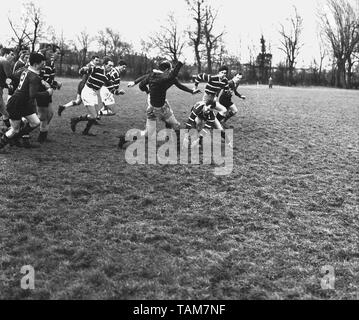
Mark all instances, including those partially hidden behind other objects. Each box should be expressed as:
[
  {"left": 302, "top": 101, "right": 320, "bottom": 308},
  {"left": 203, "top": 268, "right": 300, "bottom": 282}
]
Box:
[
  {"left": 19, "top": 50, "right": 30, "bottom": 64},
  {"left": 91, "top": 55, "right": 101, "bottom": 66},
  {"left": 29, "top": 52, "right": 46, "bottom": 70},
  {"left": 218, "top": 66, "right": 228, "bottom": 79},
  {"left": 158, "top": 60, "right": 172, "bottom": 72},
  {"left": 203, "top": 101, "right": 216, "bottom": 115},
  {"left": 117, "top": 60, "right": 127, "bottom": 73},
  {"left": 1, "top": 48, "right": 15, "bottom": 62},
  {"left": 233, "top": 73, "right": 243, "bottom": 83},
  {"left": 103, "top": 57, "right": 114, "bottom": 72}
]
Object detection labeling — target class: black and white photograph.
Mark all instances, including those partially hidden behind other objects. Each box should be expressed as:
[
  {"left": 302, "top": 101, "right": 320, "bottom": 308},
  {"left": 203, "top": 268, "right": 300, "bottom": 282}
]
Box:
[{"left": 0, "top": 0, "right": 358, "bottom": 305}]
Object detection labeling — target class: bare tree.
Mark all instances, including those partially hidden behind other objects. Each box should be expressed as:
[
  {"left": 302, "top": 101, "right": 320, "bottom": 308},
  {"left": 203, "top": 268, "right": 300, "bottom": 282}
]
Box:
[
  {"left": 72, "top": 29, "right": 93, "bottom": 68},
  {"left": 203, "top": 4, "right": 225, "bottom": 73},
  {"left": 186, "top": 0, "right": 206, "bottom": 73},
  {"left": 49, "top": 28, "right": 68, "bottom": 75},
  {"left": 105, "top": 28, "right": 132, "bottom": 63},
  {"left": 22, "top": 2, "right": 45, "bottom": 52},
  {"left": 97, "top": 30, "right": 110, "bottom": 56},
  {"left": 278, "top": 6, "right": 303, "bottom": 85},
  {"left": 7, "top": 16, "right": 30, "bottom": 53},
  {"left": 148, "top": 13, "right": 186, "bottom": 63},
  {"left": 319, "top": 0, "right": 359, "bottom": 88}
]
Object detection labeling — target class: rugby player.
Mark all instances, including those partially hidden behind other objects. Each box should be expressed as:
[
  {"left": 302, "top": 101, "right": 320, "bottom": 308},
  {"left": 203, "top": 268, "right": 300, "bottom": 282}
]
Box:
[
  {"left": 70, "top": 57, "right": 114, "bottom": 136},
  {"left": 0, "top": 52, "right": 53, "bottom": 149},
  {"left": 58, "top": 55, "right": 101, "bottom": 116}
]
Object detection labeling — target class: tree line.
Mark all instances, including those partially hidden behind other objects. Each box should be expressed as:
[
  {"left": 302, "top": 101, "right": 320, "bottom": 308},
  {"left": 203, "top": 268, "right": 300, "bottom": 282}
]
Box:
[{"left": 1, "top": 0, "right": 359, "bottom": 88}]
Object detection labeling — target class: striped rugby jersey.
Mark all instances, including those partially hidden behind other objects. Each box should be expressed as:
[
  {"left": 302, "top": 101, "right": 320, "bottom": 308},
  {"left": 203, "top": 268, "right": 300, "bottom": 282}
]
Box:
[
  {"left": 220, "top": 79, "right": 243, "bottom": 100},
  {"left": 194, "top": 73, "right": 229, "bottom": 96},
  {"left": 40, "top": 60, "right": 56, "bottom": 86},
  {"left": 106, "top": 67, "right": 122, "bottom": 93},
  {"left": 186, "top": 102, "right": 216, "bottom": 134},
  {"left": 86, "top": 66, "right": 112, "bottom": 91}
]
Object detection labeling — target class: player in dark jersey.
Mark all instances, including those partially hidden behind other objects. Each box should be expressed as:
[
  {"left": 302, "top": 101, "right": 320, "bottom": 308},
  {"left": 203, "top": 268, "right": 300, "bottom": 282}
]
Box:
[
  {"left": 218, "top": 73, "right": 246, "bottom": 128},
  {"left": 70, "top": 57, "right": 114, "bottom": 136},
  {"left": 58, "top": 55, "right": 101, "bottom": 116},
  {"left": 0, "top": 48, "right": 16, "bottom": 129},
  {"left": 0, "top": 52, "right": 53, "bottom": 149},
  {"left": 118, "top": 61, "right": 200, "bottom": 148},
  {"left": 7, "top": 50, "right": 30, "bottom": 101}
]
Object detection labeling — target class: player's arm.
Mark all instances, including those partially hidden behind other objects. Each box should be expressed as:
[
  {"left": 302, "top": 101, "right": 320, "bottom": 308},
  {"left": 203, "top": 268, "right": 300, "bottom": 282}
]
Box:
[
  {"left": 139, "top": 76, "right": 150, "bottom": 94},
  {"left": 233, "top": 82, "right": 245, "bottom": 99},
  {"left": 201, "top": 111, "right": 216, "bottom": 135},
  {"left": 30, "top": 76, "right": 53, "bottom": 99},
  {"left": 167, "top": 61, "right": 183, "bottom": 80},
  {"left": 174, "top": 79, "right": 201, "bottom": 94},
  {"left": 185, "top": 106, "right": 201, "bottom": 130},
  {"left": 128, "top": 74, "right": 149, "bottom": 87},
  {"left": 4, "top": 61, "right": 14, "bottom": 89},
  {"left": 193, "top": 73, "right": 211, "bottom": 90}
]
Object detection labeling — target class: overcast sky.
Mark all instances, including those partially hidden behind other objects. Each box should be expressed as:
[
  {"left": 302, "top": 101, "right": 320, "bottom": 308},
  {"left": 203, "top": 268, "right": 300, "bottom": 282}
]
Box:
[{"left": 0, "top": 0, "right": 329, "bottom": 68}]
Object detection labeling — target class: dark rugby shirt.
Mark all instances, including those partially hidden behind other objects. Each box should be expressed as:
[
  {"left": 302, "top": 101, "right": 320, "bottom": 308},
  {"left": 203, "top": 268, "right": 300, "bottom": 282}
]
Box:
[
  {"left": 10, "top": 68, "right": 50, "bottom": 106},
  {"left": 194, "top": 73, "right": 229, "bottom": 96},
  {"left": 138, "top": 62, "right": 183, "bottom": 108},
  {"left": 0, "top": 58, "right": 12, "bottom": 88}
]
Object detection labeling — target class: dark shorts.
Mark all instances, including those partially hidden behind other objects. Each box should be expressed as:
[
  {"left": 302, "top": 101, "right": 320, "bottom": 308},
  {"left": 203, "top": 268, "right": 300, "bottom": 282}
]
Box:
[
  {"left": 7, "top": 95, "right": 36, "bottom": 120},
  {"left": 219, "top": 96, "right": 234, "bottom": 109},
  {"left": 36, "top": 85, "right": 52, "bottom": 107},
  {"left": 36, "top": 95, "right": 52, "bottom": 107}
]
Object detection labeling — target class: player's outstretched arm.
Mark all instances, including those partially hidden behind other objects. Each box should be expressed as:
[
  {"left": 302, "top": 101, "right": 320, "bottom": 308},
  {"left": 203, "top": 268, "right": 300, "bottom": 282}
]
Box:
[
  {"left": 174, "top": 79, "right": 201, "bottom": 94},
  {"left": 128, "top": 74, "right": 149, "bottom": 87}
]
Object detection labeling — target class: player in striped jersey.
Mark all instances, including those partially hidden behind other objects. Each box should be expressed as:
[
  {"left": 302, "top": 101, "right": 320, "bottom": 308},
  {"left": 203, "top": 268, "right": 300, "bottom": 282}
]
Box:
[
  {"left": 98, "top": 60, "right": 127, "bottom": 116},
  {"left": 192, "top": 66, "right": 229, "bottom": 123},
  {"left": 183, "top": 101, "right": 231, "bottom": 149},
  {"left": 58, "top": 55, "right": 101, "bottom": 116},
  {"left": 36, "top": 45, "right": 62, "bottom": 143},
  {"left": 218, "top": 73, "right": 246, "bottom": 128},
  {"left": 70, "top": 57, "right": 114, "bottom": 136}
]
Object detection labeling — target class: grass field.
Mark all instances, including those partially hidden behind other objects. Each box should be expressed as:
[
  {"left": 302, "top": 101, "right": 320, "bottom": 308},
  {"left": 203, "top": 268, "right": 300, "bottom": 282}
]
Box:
[{"left": 0, "top": 78, "right": 359, "bottom": 300}]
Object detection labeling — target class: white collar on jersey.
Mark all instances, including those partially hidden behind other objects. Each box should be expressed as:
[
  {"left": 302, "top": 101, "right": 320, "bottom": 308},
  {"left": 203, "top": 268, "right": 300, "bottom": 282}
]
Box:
[
  {"left": 153, "top": 69, "right": 163, "bottom": 74},
  {"left": 28, "top": 66, "right": 39, "bottom": 74}
]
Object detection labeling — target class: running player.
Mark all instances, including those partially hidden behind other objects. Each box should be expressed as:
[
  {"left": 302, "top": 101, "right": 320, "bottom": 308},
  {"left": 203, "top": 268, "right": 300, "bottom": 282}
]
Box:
[
  {"left": 58, "top": 55, "right": 101, "bottom": 116},
  {"left": 218, "top": 73, "right": 246, "bottom": 128},
  {"left": 118, "top": 60, "right": 200, "bottom": 148},
  {"left": 192, "top": 66, "right": 230, "bottom": 123},
  {"left": 0, "top": 52, "right": 53, "bottom": 149},
  {"left": 98, "top": 60, "right": 127, "bottom": 116},
  {"left": 36, "top": 45, "right": 62, "bottom": 143},
  {"left": 70, "top": 57, "right": 114, "bottom": 136},
  {"left": 0, "top": 48, "right": 16, "bottom": 129}
]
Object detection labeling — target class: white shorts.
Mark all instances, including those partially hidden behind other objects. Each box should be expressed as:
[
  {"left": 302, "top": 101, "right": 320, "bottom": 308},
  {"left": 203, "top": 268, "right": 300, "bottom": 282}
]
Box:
[
  {"left": 81, "top": 85, "right": 98, "bottom": 107},
  {"left": 100, "top": 87, "right": 115, "bottom": 106}
]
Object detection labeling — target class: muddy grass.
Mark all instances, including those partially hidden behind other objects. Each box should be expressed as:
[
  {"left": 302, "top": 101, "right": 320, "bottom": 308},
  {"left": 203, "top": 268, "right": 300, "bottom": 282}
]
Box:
[{"left": 0, "top": 79, "right": 358, "bottom": 299}]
